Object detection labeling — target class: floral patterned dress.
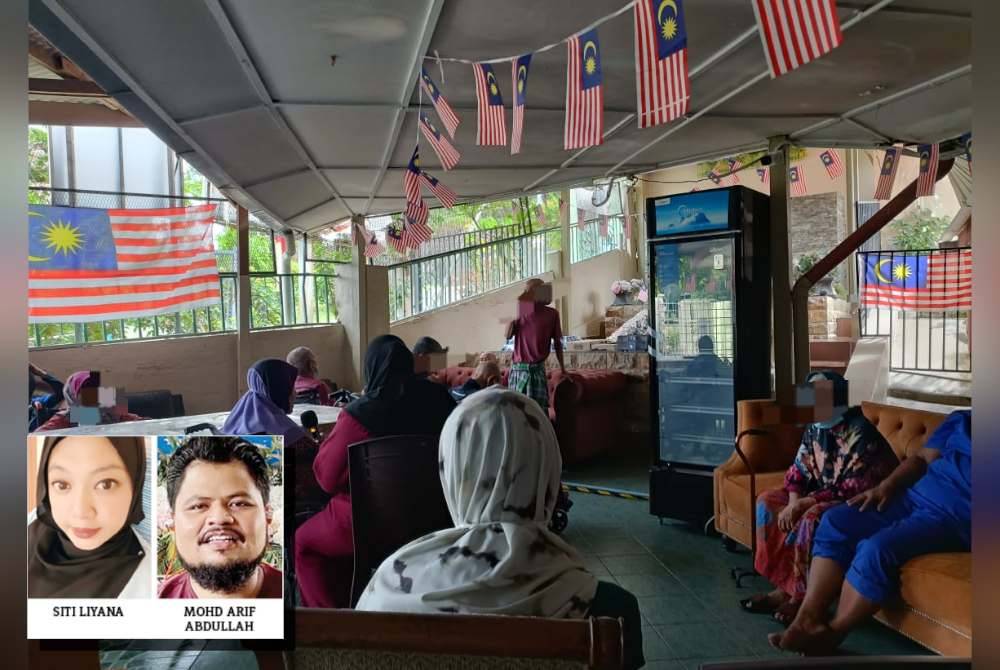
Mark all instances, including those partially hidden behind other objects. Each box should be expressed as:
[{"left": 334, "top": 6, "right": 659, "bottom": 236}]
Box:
[{"left": 754, "top": 406, "right": 898, "bottom": 600}]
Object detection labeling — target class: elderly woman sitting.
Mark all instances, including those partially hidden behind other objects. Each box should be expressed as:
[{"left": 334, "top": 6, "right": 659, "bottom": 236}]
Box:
[{"left": 35, "top": 371, "right": 145, "bottom": 432}]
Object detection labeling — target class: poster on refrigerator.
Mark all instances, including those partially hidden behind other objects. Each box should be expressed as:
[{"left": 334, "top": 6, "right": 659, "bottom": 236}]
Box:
[{"left": 651, "top": 190, "right": 730, "bottom": 236}]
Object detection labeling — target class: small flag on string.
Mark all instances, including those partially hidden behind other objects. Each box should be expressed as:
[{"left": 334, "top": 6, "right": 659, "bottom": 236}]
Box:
[
  {"left": 386, "top": 223, "right": 407, "bottom": 254},
  {"left": 789, "top": 166, "right": 807, "bottom": 196},
  {"left": 404, "top": 145, "right": 422, "bottom": 206},
  {"left": 873, "top": 147, "right": 900, "bottom": 200},
  {"left": 473, "top": 63, "right": 507, "bottom": 146},
  {"left": 634, "top": 0, "right": 690, "bottom": 128},
  {"left": 420, "top": 67, "right": 459, "bottom": 139},
  {"left": 599, "top": 214, "right": 609, "bottom": 238},
  {"left": 960, "top": 132, "right": 972, "bottom": 170},
  {"left": 511, "top": 53, "right": 532, "bottom": 155},
  {"left": 757, "top": 167, "right": 770, "bottom": 187},
  {"left": 420, "top": 171, "right": 456, "bottom": 209},
  {"left": 820, "top": 149, "right": 844, "bottom": 178},
  {"left": 726, "top": 158, "right": 742, "bottom": 185},
  {"left": 708, "top": 170, "right": 721, "bottom": 185},
  {"left": 752, "top": 0, "right": 843, "bottom": 78},
  {"left": 577, "top": 207, "right": 588, "bottom": 225},
  {"left": 402, "top": 218, "right": 433, "bottom": 248},
  {"left": 356, "top": 224, "right": 384, "bottom": 259},
  {"left": 916, "top": 143, "right": 940, "bottom": 197},
  {"left": 406, "top": 196, "right": 429, "bottom": 227},
  {"left": 419, "top": 113, "right": 461, "bottom": 170},
  {"left": 565, "top": 29, "right": 604, "bottom": 150}
]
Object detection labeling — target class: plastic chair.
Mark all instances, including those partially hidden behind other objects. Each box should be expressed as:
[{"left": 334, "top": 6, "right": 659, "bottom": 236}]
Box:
[
  {"left": 348, "top": 435, "right": 453, "bottom": 607},
  {"left": 127, "top": 389, "right": 177, "bottom": 418}
]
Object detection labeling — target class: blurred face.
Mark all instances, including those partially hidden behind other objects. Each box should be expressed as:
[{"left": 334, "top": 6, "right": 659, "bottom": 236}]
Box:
[
  {"left": 414, "top": 352, "right": 430, "bottom": 374},
  {"left": 46, "top": 437, "right": 133, "bottom": 551},
  {"left": 171, "top": 460, "right": 271, "bottom": 572}
]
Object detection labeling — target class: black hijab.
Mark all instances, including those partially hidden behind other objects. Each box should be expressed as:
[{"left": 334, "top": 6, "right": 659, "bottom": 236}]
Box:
[
  {"left": 345, "top": 334, "right": 455, "bottom": 437},
  {"left": 28, "top": 436, "right": 146, "bottom": 598},
  {"left": 251, "top": 358, "right": 297, "bottom": 413}
]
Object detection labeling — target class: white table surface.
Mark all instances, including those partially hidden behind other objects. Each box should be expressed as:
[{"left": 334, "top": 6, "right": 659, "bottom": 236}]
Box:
[{"left": 39, "top": 403, "right": 341, "bottom": 436}]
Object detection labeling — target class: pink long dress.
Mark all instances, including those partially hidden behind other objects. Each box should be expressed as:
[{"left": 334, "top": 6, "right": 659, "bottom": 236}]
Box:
[{"left": 294, "top": 412, "right": 370, "bottom": 608}]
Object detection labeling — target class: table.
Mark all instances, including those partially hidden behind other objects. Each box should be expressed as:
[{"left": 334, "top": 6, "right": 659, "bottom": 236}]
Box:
[{"left": 40, "top": 403, "right": 341, "bottom": 436}]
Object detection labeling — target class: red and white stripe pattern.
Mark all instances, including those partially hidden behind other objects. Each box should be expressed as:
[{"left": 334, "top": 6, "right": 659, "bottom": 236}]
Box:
[
  {"left": 916, "top": 143, "right": 940, "bottom": 197},
  {"left": 757, "top": 167, "right": 770, "bottom": 187},
  {"left": 511, "top": 63, "right": 525, "bottom": 154},
  {"left": 406, "top": 197, "right": 429, "bottom": 227},
  {"left": 420, "top": 171, "right": 456, "bottom": 209},
  {"left": 634, "top": 0, "right": 689, "bottom": 129},
  {"left": 402, "top": 218, "right": 433, "bottom": 249},
  {"left": 420, "top": 68, "right": 460, "bottom": 139},
  {"left": 386, "top": 224, "right": 407, "bottom": 254},
  {"left": 419, "top": 114, "right": 461, "bottom": 170},
  {"left": 356, "top": 224, "right": 384, "bottom": 259},
  {"left": 862, "top": 250, "right": 972, "bottom": 311},
  {"left": 789, "top": 165, "right": 808, "bottom": 196},
  {"left": 726, "top": 158, "right": 742, "bottom": 185},
  {"left": 473, "top": 63, "right": 507, "bottom": 146},
  {"left": 564, "top": 35, "right": 604, "bottom": 150},
  {"left": 752, "top": 0, "right": 843, "bottom": 78},
  {"left": 874, "top": 147, "right": 901, "bottom": 200},
  {"left": 29, "top": 204, "right": 220, "bottom": 323},
  {"left": 819, "top": 149, "right": 844, "bottom": 178}
]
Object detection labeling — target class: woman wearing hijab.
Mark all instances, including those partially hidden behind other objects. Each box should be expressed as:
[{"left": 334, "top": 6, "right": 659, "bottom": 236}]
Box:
[
  {"left": 222, "top": 359, "right": 313, "bottom": 448},
  {"left": 294, "top": 335, "right": 456, "bottom": 608},
  {"left": 357, "top": 388, "right": 644, "bottom": 669},
  {"left": 35, "top": 371, "right": 145, "bottom": 432},
  {"left": 28, "top": 435, "right": 150, "bottom": 598},
  {"left": 741, "top": 371, "right": 898, "bottom": 624}
]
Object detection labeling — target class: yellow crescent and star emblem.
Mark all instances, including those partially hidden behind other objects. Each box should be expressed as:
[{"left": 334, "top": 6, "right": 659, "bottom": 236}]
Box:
[
  {"left": 920, "top": 151, "right": 929, "bottom": 169},
  {"left": 658, "top": 0, "right": 679, "bottom": 41},
  {"left": 873, "top": 259, "right": 913, "bottom": 284},
  {"left": 583, "top": 40, "right": 599, "bottom": 76},
  {"left": 517, "top": 64, "right": 527, "bottom": 94},
  {"left": 30, "top": 210, "right": 85, "bottom": 262},
  {"left": 486, "top": 69, "right": 498, "bottom": 97}
]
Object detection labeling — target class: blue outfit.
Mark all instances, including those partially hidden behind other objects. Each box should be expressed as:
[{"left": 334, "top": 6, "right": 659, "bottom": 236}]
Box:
[
  {"left": 449, "top": 378, "right": 483, "bottom": 403},
  {"left": 811, "top": 410, "right": 971, "bottom": 604}
]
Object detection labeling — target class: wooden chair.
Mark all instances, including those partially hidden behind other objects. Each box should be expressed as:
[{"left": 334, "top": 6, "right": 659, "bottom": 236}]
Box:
[
  {"left": 347, "top": 434, "right": 453, "bottom": 607},
  {"left": 281, "top": 608, "right": 624, "bottom": 670}
]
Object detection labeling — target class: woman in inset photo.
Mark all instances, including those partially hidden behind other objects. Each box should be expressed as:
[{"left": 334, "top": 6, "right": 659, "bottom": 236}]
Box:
[{"left": 28, "top": 435, "right": 152, "bottom": 598}]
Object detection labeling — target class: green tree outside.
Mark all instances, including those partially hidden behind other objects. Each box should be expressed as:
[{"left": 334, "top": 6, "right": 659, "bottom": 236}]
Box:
[{"left": 887, "top": 206, "right": 952, "bottom": 250}]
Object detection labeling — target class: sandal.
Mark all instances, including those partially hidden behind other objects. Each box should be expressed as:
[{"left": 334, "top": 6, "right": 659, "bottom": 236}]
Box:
[
  {"left": 739, "top": 594, "right": 780, "bottom": 614},
  {"left": 773, "top": 600, "right": 802, "bottom": 626}
]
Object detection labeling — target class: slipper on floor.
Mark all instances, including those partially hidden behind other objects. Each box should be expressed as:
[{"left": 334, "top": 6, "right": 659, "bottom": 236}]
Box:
[{"left": 740, "top": 595, "right": 779, "bottom": 614}]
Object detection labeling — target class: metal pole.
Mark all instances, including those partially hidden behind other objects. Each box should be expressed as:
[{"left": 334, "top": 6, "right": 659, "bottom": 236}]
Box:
[
  {"left": 236, "top": 205, "right": 252, "bottom": 396},
  {"left": 769, "top": 138, "right": 795, "bottom": 405}
]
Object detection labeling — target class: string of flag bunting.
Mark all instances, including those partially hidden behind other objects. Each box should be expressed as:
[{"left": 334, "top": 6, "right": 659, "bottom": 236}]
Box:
[{"left": 365, "top": 0, "right": 961, "bottom": 253}]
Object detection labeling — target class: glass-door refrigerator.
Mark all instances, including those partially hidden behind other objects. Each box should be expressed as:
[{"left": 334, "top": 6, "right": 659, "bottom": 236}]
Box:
[{"left": 646, "top": 186, "right": 772, "bottom": 526}]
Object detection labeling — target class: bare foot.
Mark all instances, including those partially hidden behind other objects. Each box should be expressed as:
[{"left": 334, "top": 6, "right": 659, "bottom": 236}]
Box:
[
  {"left": 768, "top": 614, "right": 844, "bottom": 655},
  {"left": 773, "top": 599, "right": 801, "bottom": 626}
]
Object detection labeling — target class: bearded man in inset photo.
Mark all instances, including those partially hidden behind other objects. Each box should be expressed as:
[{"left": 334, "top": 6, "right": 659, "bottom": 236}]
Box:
[{"left": 159, "top": 436, "right": 282, "bottom": 599}]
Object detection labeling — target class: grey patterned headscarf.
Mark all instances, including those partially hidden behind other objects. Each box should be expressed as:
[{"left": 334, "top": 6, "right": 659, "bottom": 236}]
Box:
[{"left": 356, "top": 388, "right": 597, "bottom": 618}]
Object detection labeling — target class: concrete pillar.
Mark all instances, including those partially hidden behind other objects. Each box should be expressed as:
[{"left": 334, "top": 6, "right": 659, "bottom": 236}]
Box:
[
  {"left": 334, "top": 214, "right": 380, "bottom": 391},
  {"left": 2, "top": 3, "right": 26, "bottom": 665},
  {"left": 559, "top": 189, "right": 572, "bottom": 333},
  {"left": 236, "top": 205, "right": 252, "bottom": 395},
  {"left": 768, "top": 138, "right": 795, "bottom": 403}
]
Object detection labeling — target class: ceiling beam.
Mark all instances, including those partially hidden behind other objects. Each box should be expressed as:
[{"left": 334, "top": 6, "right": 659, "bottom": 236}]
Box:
[
  {"left": 39, "top": 0, "right": 288, "bottom": 229},
  {"left": 202, "top": 0, "right": 355, "bottom": 219},
  {"left": 363, "top": 0, "right": 446, "bottom": 216},
  {"left": 605, "top": 0, "right": 900, "bottom": 177},
  {"left": 28, "top": 39, "right": 90, "bottom": 80},
  {"left": 789, "top": 64, "right": 972, "bottom": 141},
  {"left": 28, "top": 77, "right": 105, "bottom": 97}
]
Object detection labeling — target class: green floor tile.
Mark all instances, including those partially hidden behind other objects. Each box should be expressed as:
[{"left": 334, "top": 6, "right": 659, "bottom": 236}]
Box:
[
  {"left": 642, "top": 626, "right": 679, "bottom": 661},
  {"left": 639, "top": 595, "right": 716, "bottom": 625},
  {"left": 654, "top": 623, "right": 754, "bottom": 660},
  {"left": 601, "top": 553, "right": 669, "bottom": 576},
  {"left": 615, "top": 573, "right": 689, "bottom": 597}
]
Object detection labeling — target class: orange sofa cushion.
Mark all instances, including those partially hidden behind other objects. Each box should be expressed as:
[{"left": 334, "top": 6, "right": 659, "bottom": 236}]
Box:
[{"left": 898, "top": 552, "right": 972, "bottom": 636}]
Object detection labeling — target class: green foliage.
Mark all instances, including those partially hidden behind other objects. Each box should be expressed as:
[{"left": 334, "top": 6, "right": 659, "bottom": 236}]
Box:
[
  {"left": 28, "top": 126, "right": 51, "bottom": 205},
  {"left": 696, "top": 147, "right": 808, "bottom": 180},
  {"left": 888, "top": 206, "right": 952, "bottom": 250}
]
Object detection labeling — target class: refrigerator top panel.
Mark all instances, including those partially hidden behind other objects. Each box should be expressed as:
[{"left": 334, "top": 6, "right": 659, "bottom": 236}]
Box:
[{"left": 647, "top": 188, "right": 734, "bottom": 239}]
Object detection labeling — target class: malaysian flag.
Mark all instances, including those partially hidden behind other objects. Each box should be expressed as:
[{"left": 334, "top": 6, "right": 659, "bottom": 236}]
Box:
[
  {"left": 726, "top": 158, "right": 742, "bottom": 185},
  {"left": 386, "top": 223, "right": 407, "bottom": 254},
  {"left": 752, "top": 0, "right": 843, "bottom": 78},
  {"left": 789, "top": 166, "right": 807, "bottom": 196},
  {"left": 420, "top": 67, "right": 459, "bottom": 139},
  {"left": 473, "top": 63, "right": 507, "bottom": 146},
  {"left": 820, "top": 149, "right": 844, "bottom": 178},
  {"left": 355, "top": 223, "right": 384, "bottom": 259},
  {"left": 511, "top": 53, "right": 532, "bottom": 155},
  {"left": 757, "top": 167, "right": 770, "bottom": 187},
  {"left": 916, "top": 143, "right": 940, "bottom": 197},
  {"left": 707, "top": 170, "right": 721, "bottom": 185},
  {"left": 29, "top": 204, "right": 220, "bottom": 323},
  {"left": 873, "top": 147, "right": 900, "bottom": 200},
  {"left": 406, "top": 197, "right": 429, "bottom": 227},
  {"left": 861, "top": 250, "right": 971, "bottom": 311},
  {"left": 402, "top": 218, "right": 433, "bottom": 249},
  {"left": 565, "top": 29, "right": 604, "bottom": 150},
  {"left": 420, "top": 171, "right": 456, "bottom": 208},
  {"left": 634, "top": 0, "right": 690, "bottom": 128},
  {"left": 404, "top": 145, "right": 422, "bottom": 206},
  {"left": 419, "top": 113, "right": 461, "bottom": 170}
]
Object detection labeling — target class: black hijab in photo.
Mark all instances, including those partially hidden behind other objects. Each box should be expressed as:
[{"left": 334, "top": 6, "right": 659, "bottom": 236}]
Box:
[
  {"left": 28, "top": 436, "right": 147, "bottom": 598},
  {"left": 345, "top": 334, "right": 455, "bottom": 437}
]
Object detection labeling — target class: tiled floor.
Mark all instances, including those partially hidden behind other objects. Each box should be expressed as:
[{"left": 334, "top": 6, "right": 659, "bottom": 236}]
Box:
[
  {"left": 560, "top": 492, "right": 931, "bottom": 669},
  {"left": 563, "top": 445, "right": 651, "bottom": 493}
]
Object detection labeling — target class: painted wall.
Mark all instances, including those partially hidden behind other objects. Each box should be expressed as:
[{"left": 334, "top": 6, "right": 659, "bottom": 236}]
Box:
[
  {"left": 31, "top": 324, "right": 349, "bottom": 415},
  {"left": 567, "top": 251, "right": 639, "bottom": 338}
]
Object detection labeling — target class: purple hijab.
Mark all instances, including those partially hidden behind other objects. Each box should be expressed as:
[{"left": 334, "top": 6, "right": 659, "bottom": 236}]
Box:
[{"left": 222, "top": 359, "right": 309, "bottom": 444}]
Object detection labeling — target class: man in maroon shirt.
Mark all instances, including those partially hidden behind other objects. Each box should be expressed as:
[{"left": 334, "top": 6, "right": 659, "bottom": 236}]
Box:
[
  {"left": 505, "top": 278, "right": 566, "bottom": 412},
  {"left": 159, "top": 436, "right": 283, "bottom": 599}
]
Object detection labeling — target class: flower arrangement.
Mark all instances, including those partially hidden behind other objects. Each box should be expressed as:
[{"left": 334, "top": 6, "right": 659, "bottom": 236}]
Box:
[{"left": 611, "top": 279, "right": 648, "bottom": 304}]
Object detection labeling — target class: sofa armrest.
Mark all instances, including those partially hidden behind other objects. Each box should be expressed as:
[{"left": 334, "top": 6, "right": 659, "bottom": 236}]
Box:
[{"left": 727, "top": 399, "right": 806, "bottom": 475}]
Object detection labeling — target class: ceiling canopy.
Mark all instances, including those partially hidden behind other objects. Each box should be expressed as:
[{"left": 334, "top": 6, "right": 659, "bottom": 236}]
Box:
[{"left": 30, "top": 0, "right": 971, "bottom": 232}]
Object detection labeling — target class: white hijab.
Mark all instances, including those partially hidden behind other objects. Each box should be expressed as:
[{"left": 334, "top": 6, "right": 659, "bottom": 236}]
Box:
[{"left": 356, "top": 388, "right": 598, "bottom": 618}]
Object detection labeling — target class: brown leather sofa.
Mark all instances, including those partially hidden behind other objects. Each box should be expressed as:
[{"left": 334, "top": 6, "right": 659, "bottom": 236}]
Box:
[{"left": 714, "top": 400, "right": 970, "bottom": 656}]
